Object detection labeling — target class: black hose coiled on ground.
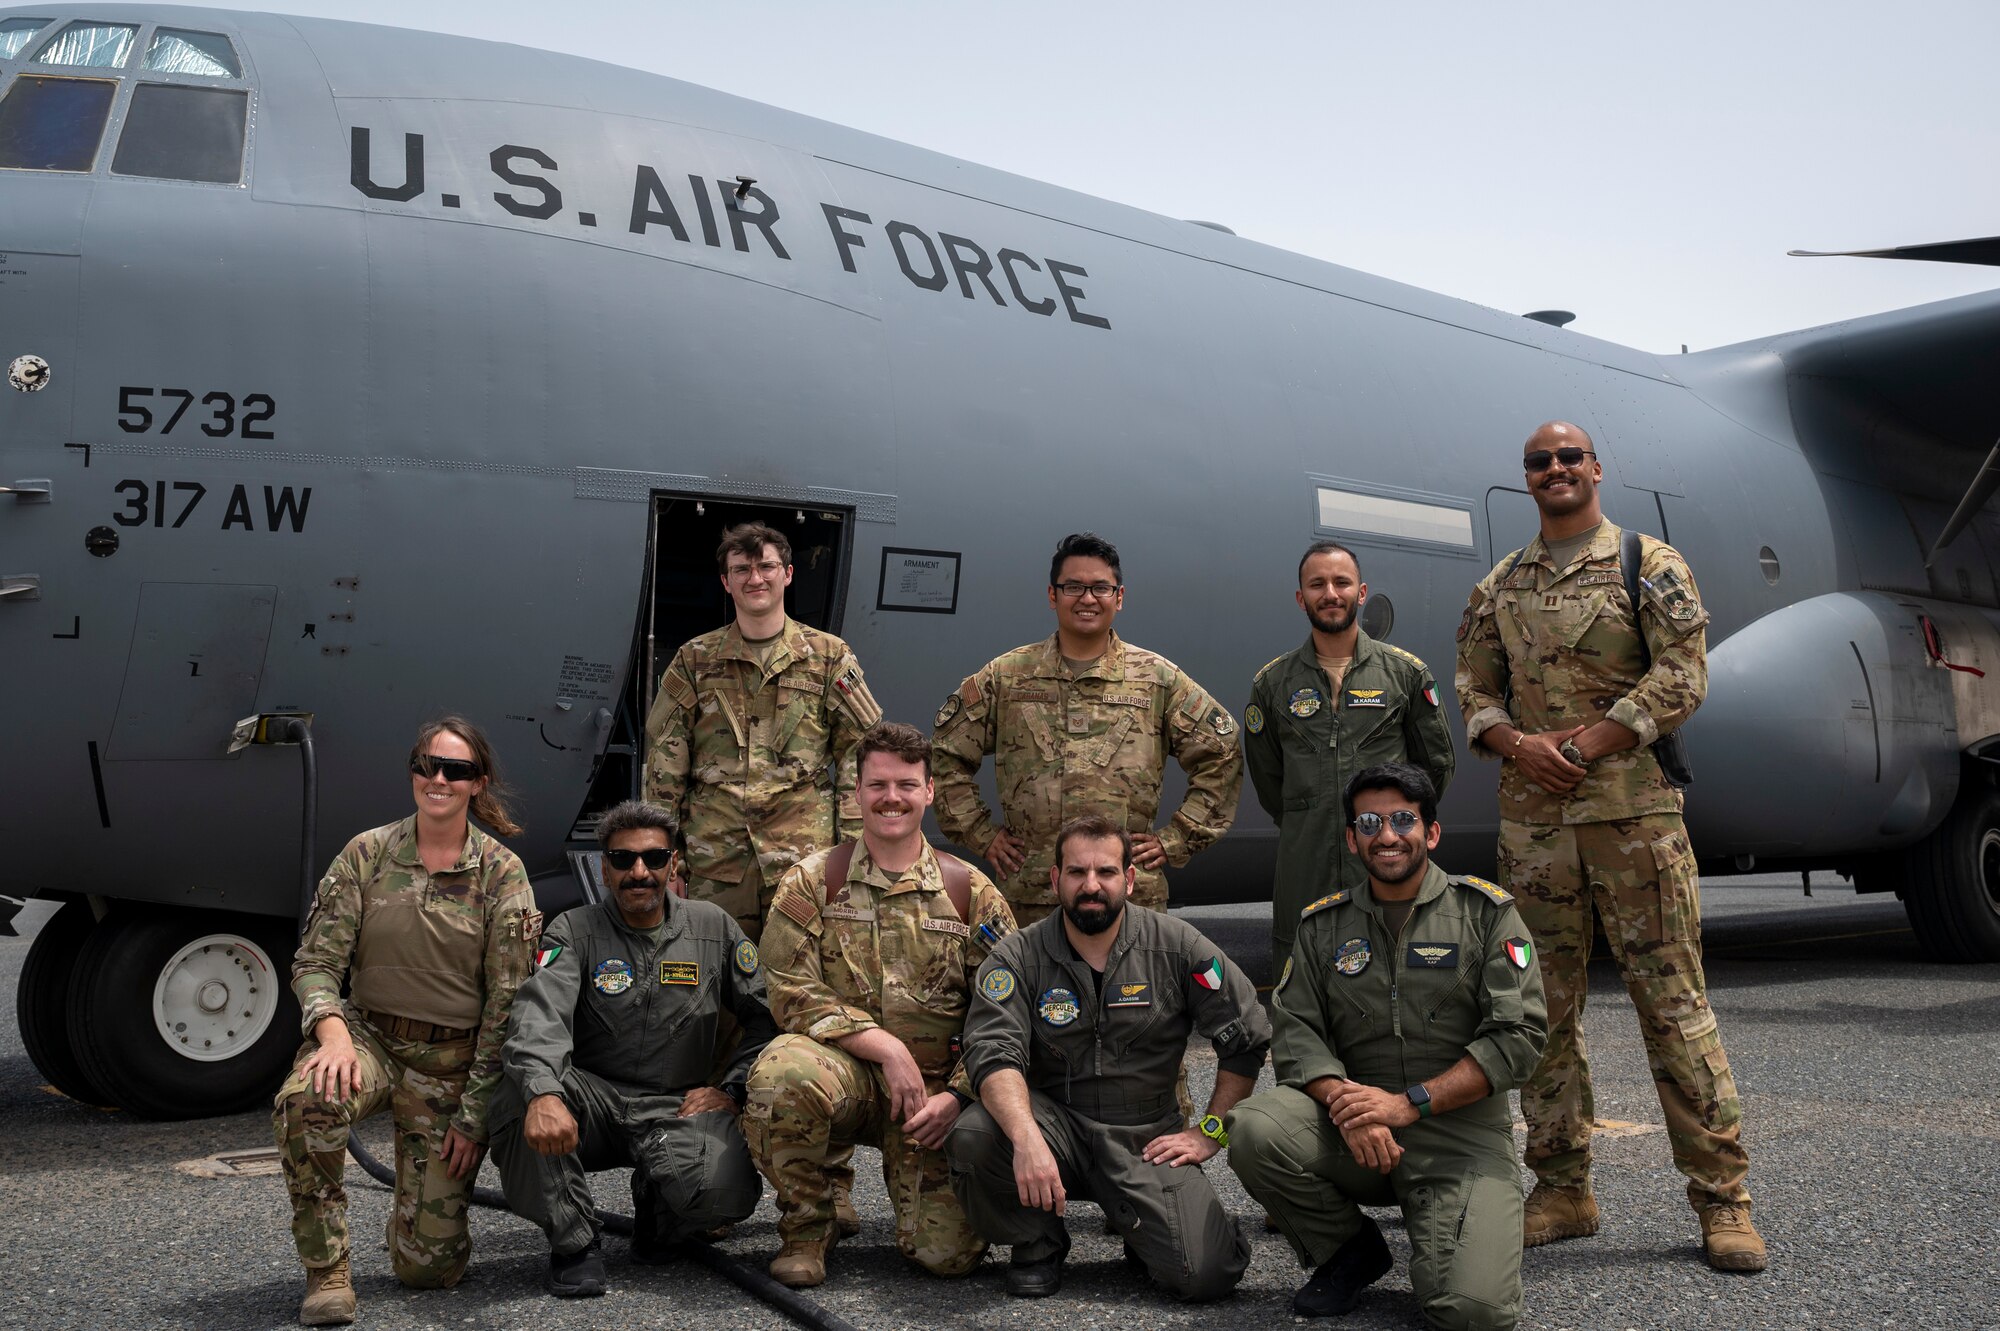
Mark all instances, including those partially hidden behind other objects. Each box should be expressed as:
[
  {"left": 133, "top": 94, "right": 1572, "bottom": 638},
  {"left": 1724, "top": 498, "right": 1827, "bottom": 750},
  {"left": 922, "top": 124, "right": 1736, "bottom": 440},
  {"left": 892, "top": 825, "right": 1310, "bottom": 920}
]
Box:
[{"left": 282, "top": 718, "right": 862, "bottom": 1331}]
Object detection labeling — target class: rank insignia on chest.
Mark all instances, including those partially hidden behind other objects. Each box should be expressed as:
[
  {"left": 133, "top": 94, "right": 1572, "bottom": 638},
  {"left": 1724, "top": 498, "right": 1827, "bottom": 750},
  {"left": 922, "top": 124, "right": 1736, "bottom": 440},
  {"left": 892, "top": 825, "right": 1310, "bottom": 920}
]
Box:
[
  {"left": 1106, "top": 982, "right": 1151, "bottom": 1009},
  {"left": 1289, "top": 688, "right": 1322, "bottom": 718},
  {"left": 660, "top": 960, "right": 700, "bottom": 986},
  {"left": 1406, "top": 943, "right": 1459, "bottom": 969},
  {"left": 1346, "top": 689, "right": 1386, "bottom": 708},
  {"left": 981, "top": 968, "right": 1017, "bottom": 1001},
  {"left": 1504, "top": 937, "right": 1534, "bottom": 970},
  {"left": 734, "top": 939, "right": 759, "bottom": 975},
  {"left": 1038, "top": 987, "right": 1081, "bottom": 1026},
  {"left": 1334, "top": 938, "right": 1371, "bottom": 977},
  {"left": 593, "top": 959, "right": 634, "bottom": 995},
  {"left": 1245, "top": 704, "right": 1265, "bottom": 734}
]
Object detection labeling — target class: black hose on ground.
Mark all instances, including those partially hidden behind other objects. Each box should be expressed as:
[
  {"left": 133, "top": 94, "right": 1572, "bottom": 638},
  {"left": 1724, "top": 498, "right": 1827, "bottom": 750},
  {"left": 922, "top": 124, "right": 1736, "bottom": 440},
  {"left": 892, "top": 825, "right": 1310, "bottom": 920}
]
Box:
[{"left": 282, "top": 721, "right": 861, "bottom": 1331}]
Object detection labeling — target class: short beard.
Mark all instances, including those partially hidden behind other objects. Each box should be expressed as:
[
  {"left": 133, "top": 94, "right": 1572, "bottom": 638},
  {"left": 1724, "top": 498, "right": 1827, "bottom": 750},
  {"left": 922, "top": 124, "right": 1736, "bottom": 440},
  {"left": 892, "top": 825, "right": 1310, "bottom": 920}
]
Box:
[
  {"left": 1306, "top": 602, "right": 1357, "bottom": 636},
  {"left": 1064, "top": 897, "right": 1122, "bottom": 936},
  {"left": 1366, "top": 845, "right": 1427, "bottom": 886}
]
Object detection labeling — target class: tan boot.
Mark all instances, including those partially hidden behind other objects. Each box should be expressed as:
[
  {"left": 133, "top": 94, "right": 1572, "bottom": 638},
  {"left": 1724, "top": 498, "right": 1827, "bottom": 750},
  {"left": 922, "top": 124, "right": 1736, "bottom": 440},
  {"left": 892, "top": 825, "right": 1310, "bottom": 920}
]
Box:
[
  {"left": 832, "top": 1188, "right": 862, "bottom": 1239},
  {"left": 299, "top": 1257, "right": 356, "bottom": 1326},
  {"left": 769, "top": 1233, "right": 835, "bottom": 1288},
  {"left": 1699, "top": 1203, "right": 1768, "bottom": 1272},
  {"left": 1522, "top": 1183, "right": 1599, "bottom": 1247}
]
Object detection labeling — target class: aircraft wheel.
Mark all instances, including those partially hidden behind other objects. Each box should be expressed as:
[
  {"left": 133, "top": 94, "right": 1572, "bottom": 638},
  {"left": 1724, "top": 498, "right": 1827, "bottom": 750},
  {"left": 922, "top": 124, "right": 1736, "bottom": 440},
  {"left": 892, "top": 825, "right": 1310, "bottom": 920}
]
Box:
[
  {"left": 16, "top": 901, "right": 119, "bottom": 1107},
  {"left": 1900, "top": 782, "right": 2000, "bottom": 964},
  {"left": 66, "top": 909, "right": 301, "bottom": 1119}
]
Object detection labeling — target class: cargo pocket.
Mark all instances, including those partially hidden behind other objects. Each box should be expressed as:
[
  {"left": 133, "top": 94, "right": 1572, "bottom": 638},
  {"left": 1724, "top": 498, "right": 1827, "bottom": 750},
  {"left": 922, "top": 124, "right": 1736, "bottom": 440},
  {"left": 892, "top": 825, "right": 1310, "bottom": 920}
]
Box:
[
  {"left": 1651, "top": 827, "right": 1700, "bottom": 943},
  {"left": 1675, "top": 1006, "right": 1741, "bottom": 1129},
  {"left": 1409, "top": 1171, "right": 1522, "bottom": 1322}
]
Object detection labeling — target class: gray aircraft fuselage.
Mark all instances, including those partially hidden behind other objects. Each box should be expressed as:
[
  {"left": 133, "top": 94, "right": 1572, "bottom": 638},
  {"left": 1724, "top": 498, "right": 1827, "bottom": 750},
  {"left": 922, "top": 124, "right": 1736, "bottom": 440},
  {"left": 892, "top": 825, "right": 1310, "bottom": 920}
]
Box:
[{"left": 5, "top": 5, "right": 1998, "bottom": 955}]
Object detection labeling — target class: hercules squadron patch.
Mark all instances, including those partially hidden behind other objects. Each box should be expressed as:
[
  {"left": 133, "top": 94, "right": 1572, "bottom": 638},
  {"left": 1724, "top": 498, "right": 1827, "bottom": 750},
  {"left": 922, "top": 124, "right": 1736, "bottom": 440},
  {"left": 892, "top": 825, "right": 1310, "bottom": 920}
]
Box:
[
  {"left": 1245, "top": 704, "right": 1265, "bottom": 734},
  {"left": 981, "top": 968, "right": 1017, "bottom": 1002},
  {"left": 593, "top": 959, "right": 634, "bottom": 995},
  {"left": 1038, "top": 987, "right": 1081, "bottom": 1026},
  {"left": 1334, "top": 938, "right": 1372, "bottom": 977},
  {"left": 1289, "top": 688, "right": 1322, "bottom": 718},
  {"left": 734, "top": 939, "right": 759, "bottom": 975}
]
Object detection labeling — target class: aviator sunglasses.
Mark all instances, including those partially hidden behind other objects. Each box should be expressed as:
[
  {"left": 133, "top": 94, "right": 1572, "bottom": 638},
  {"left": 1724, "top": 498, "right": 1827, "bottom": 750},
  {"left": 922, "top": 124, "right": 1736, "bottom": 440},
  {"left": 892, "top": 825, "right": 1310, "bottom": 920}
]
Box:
[
  {"left": 1523, "top": 447, "right": 1596, "bottom": 472},
  {"left": 409, "top": 754, "right": 482, "bottom": 783},
  {"left": 1350, "top": 809, "right": 1423, "bottom": 837},
  {"left": 603, "top": 847, "right": 676, "bottom": 871}
]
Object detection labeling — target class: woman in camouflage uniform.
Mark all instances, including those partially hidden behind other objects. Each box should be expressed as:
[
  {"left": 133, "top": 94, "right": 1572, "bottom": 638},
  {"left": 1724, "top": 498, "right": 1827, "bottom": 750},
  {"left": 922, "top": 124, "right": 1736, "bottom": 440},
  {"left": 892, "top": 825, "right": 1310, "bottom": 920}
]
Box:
[{"left": 272, "top": 717, "right": 540, "bottom": 1326}]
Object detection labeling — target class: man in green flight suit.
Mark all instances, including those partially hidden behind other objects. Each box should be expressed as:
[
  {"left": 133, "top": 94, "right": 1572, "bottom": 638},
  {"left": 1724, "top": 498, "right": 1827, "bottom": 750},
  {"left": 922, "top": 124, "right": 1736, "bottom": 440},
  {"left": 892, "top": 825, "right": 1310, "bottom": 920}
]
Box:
[
  {"left": 1228, "top": 763, "right": 1547, "bottom": 1327},
  {"left": 1245, "top": 541, "right": 1455, "bottom": 971}
]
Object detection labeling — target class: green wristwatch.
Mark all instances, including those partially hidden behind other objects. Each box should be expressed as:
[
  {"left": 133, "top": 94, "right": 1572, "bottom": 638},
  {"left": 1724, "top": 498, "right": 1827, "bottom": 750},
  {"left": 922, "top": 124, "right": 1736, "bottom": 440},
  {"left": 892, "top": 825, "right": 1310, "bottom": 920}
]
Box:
[
  {"left": 1198, "top": 1113, "right": 1229, "bottom": 1148},
  {"left": 1405, "top": 1084, "right": 1434, "bottom": 1119}
]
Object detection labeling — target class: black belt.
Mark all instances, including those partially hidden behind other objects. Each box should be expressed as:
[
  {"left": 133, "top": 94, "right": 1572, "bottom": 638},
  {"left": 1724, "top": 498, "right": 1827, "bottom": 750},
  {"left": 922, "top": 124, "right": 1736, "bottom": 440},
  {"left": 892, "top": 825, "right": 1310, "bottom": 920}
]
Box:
[{"left": 359, "top": 1009, "right": 476, "bottom": 1042}]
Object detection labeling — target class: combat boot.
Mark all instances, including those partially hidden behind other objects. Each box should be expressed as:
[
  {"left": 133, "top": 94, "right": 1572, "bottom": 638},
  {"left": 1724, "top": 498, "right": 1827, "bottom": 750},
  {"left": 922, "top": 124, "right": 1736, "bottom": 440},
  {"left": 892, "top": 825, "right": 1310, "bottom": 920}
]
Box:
[
  {"left": 833, "top": 1187, "right": 863, "bottom": 1239},
  {"left": 1523, "top": 1183, "right": 1599, "bottom": 1247},
  {"left": 769, "top": 1232, "right": 837, "bottom": 1288},
  {"left": 298, "top": 1256, "right": 356, "bottom": 1326},
  {"left": 545, "top": 1240, "right": 608, "bottom": 1297},
  {"left": 1291, "top": 1216, "right": 1391, "bottom": 1317},
  {"left": 1699, "top": 1203, "right": 1768, "bottom": 1273}
]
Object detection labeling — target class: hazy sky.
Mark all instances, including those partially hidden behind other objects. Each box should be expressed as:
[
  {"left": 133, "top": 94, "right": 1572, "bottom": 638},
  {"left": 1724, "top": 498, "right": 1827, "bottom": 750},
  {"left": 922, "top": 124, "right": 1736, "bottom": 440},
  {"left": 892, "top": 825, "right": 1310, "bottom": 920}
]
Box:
[{"left": 199, "top": 0, "right": 2000, "bottom": 352}]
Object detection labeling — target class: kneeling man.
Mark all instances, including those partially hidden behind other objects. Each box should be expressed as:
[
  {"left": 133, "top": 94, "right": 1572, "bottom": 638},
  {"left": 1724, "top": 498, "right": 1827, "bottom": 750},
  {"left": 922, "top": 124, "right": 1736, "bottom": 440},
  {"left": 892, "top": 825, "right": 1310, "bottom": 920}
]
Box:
[
  {"left": 1228, "top": 764, "right": 1547, "bottom": 1327},
  {"left": 948, "top": 814, "right": 1270, "bottom": 1302},
  {"left": 492, "top": 800, "right": 776, "bottom": 1296}
]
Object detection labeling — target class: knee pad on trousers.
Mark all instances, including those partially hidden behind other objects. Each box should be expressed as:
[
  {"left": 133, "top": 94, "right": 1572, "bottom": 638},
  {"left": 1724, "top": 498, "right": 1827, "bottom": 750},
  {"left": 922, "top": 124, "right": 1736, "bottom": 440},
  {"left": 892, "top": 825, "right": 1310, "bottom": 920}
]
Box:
[{"left": 390, "top": 1248, "right": 467, "bottom": 1290}]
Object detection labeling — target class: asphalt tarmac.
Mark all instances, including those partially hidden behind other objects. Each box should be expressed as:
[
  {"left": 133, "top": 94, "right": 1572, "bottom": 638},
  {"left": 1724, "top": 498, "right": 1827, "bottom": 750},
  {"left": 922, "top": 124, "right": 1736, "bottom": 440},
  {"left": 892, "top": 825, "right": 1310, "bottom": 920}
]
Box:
[{"left": 3, "top": 878, "right": 1996, "bottom": 1331}]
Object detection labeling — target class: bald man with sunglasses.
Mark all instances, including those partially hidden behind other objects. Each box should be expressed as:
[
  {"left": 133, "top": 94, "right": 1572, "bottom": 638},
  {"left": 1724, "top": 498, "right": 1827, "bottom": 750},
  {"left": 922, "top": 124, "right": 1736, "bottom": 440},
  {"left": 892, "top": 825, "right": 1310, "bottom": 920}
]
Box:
[{"left": 1454, "top": 420, "right": 1763, "bottom": 1274}]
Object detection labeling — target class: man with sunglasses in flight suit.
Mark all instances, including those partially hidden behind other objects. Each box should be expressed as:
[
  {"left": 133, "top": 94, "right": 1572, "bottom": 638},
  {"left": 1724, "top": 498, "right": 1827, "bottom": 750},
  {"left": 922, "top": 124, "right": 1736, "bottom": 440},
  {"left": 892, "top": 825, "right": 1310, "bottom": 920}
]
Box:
[
  {"left": 490, "top": 801, "right": 778, "bottom": 1297},
  {"left": 1454, "top": 420, "right": 1764, "bottom": 1273}
]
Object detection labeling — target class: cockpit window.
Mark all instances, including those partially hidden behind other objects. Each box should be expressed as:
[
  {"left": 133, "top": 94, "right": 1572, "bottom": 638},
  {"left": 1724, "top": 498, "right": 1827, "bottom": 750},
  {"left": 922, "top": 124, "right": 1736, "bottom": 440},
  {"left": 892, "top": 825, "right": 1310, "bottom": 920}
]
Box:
[
  {"left": 142, "top": 28, "right": 239, "bottom": 78},
  {"left": 112, "top": 83, "right": 245, "bottom": 183},
  {"left": 0, "top": 18, "right": 51, "bottom": 60},
  {"left": 0, "top": 75, "right": 115, "bottom": 170},
  {"left": 32, "top": 20, "right": 135, "bottom": 68}
]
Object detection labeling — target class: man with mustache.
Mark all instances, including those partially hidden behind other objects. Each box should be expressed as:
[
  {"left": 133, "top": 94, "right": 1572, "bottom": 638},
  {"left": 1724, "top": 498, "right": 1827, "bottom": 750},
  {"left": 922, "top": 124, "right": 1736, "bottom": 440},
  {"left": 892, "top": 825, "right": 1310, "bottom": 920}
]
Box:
[
  {"left": 491, "top": 801, "right": 777, "bottom": 1297},
  {"left": 1245, "top": 540, "right": 1455, "bottom": 973},
  {"left": 1455, "top": 420, "right": 1763, "bottom": 1272},
  {"left": 947, "top": 814, "right": 1270, "bottom": 1301},
  {"left": 1228, "top": 764, "right": 1547, "bottom": 1327}
]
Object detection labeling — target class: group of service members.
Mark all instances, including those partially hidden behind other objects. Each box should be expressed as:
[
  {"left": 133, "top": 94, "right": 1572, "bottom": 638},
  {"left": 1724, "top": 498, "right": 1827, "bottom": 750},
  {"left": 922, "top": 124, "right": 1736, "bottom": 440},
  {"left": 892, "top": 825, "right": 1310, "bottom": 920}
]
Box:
[{"left": 269, "top": 420, "right": 1763, "bottom": 1330}]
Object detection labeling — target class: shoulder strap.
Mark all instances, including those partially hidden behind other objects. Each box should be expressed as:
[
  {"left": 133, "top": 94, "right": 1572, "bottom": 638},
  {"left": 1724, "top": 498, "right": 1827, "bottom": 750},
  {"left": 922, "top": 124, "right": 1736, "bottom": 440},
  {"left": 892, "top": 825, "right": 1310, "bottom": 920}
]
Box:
[
  {"left": 822, "top": 842, "right": 971, "bottom": 924},
  {"left": 823, "top": 843, "right": 856, "bottom": 904},
  {"left": 1621, "top": 528, "right": 1651, "bottom": 671}
]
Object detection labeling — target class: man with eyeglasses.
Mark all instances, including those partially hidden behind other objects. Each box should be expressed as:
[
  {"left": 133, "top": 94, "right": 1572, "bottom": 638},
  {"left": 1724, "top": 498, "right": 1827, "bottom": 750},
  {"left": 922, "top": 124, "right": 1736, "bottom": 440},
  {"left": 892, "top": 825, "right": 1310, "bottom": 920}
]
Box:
[
  {"left": 932, "top": 531, "right": 1244, "bottom": 927},
  {"left": 1227, "top": 764, "right": 1546, "bottom": 1327},
  {"left": 1245, "top": 540, "right": 1455, "bottom": 975},
  {"left": 1455, "top": 420, "right": 1763, "bottom": 1272},
  {"left": 490, "top": 800, "right": 777, "bottom": 1297}
]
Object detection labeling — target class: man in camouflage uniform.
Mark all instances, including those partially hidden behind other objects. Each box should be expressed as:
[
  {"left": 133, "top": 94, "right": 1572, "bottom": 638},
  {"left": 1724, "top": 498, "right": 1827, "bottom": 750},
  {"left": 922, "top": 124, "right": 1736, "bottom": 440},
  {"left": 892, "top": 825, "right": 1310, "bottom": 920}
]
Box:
[
  {"left": 1455, "top": 420, "right": 1764, "bottom": 1272},
  {"left": 644, "top": 520, "right": 883, "bottom": 940},
  {"left": 744, "top": 722, "right": 1017, "bottom": 1287},
  {"left": 1247, "top": 540, "right": 1455, "bottom": 970},
  {"left": 276, "top": 791, "right": 537, "bottom": 1323},
  {"left": 645, "top": 520, "right": 882, "bottom": 1228},
  {"left": 933, "top": 532, "right": 1243, "bottom": 927},
  {"left": 491, "top": 801, "right": 777, "bottom": 1297}
]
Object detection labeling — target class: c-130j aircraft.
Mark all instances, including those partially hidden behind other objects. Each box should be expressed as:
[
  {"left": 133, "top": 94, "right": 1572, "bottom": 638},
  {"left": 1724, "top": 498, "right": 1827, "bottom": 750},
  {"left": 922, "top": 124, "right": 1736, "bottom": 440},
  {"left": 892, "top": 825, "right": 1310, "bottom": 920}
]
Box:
[{"left": 4, "top": 5, "right": 1999, "bottom": 1119}]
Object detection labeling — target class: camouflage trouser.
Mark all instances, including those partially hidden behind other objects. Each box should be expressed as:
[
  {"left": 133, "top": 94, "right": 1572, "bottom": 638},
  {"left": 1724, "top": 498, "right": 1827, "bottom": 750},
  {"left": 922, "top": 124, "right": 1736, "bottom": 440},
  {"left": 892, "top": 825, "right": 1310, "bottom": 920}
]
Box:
[
  {"left": 1500, "top": 814, "right": 1750, "bottom": 1208},
  {"left": 742, "top": 1033, "right": 985, "bottom": 1276},
  {"left": 1228, "top": 1087, "right": 1522, "bottom": 1329},
  {"left": 272, "top": 1016, "right": 474, "bottom": 1284},
  {"left": 948, "top": 1096, "right": 1247, "bottom": 1302}
]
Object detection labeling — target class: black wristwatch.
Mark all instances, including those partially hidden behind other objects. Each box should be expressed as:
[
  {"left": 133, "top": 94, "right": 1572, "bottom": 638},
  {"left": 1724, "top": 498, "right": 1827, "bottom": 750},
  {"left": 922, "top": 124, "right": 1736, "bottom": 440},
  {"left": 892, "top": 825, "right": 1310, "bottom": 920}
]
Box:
[
  {"left": 722, "top": 1082, "right": 747, "bottom": 1109},
  {"left": 1404, "top": 1083, "right": 1433, "bottom": 1119},
  {"left": 948, "top": 1088, "right": 974, "bottom": 1110}
]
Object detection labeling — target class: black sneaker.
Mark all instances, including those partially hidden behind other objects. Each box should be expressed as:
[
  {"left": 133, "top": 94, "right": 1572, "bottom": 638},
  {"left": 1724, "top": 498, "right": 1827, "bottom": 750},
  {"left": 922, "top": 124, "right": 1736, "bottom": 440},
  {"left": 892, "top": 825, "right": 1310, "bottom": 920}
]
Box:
[
  {"left": 1291, "top": 1218, "right": 1391, "bottom": 1317},
  {"left": 1004, "top": 1240, "right": 1069, "bottom": 1298},
  {"left": 546, "top": 1241, "right": 609, "bottom": 1298}
]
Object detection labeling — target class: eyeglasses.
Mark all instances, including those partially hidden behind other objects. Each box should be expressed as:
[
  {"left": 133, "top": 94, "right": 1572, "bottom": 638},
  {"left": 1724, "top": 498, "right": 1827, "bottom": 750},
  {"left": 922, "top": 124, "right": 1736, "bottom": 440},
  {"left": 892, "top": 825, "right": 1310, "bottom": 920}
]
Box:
[
  {"left": 1523, "top": 447, "right": 1596, "bottom": 473},
  {"left": 1350, "top": 810, "right": 1422, "bottom": 837},
  {"left": 727, "top": 560, "right": 786, "bottom": 579},
  {"left": 603, "top": 847, "right": 675, "bottom": 871},
  {"left": 1054, "top": 581, "right": 1121, "bottom": 600},
  {"left": 410, "top": 754, "right": 482, "bottom": 783}
]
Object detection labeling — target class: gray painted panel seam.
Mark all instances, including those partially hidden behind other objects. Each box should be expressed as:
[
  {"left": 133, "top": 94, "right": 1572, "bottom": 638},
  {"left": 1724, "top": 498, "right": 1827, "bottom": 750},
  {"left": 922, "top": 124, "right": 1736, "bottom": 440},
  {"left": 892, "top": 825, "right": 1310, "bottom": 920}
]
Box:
[{"left": 574, "top": 467, "right": 895, "bottom": 523}]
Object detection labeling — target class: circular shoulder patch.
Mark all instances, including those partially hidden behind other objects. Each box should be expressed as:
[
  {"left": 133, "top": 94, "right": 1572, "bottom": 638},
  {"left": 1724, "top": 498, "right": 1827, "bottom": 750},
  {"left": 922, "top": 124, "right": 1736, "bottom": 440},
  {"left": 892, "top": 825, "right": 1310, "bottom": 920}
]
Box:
[
  {"left": 1038, "top": 987, "right": 1081, "bottom": 1026},
  {"left": 935, "top": 693, "right": 963, "bottom": 728},
  {"left": 593, "top": 958, "right": 635, "bottom": 995},
  {"left": 734, "top": 938, "right": 759, "bottom": 975},
  {"left": 1245, "top": 703, "right": 1265, "bottom": 734},
  {"left": 980, "top": 967, "right": 1016, "bottom": 1001},
  {"left": 1277, "top": 955, "right": 1293, "bottom": 990}
]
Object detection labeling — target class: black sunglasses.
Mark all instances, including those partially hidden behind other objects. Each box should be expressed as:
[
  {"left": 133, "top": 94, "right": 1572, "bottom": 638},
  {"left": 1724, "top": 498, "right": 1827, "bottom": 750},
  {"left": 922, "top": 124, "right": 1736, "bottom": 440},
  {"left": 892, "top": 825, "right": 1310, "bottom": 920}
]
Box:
[
  {"left": 410, "top": 754, "right": 482, "bottom": 783},
  {"left": 1523, "top": 447, "right": 1596, "bottom": 473},
  {"left": 603, "top": 847, "right": 675, "bottom": 871}
]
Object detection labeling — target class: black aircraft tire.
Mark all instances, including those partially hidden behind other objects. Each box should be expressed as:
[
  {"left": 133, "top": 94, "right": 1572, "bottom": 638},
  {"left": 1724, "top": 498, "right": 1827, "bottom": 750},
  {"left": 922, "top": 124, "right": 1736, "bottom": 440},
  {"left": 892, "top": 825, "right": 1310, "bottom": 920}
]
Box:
[
  {"left": 1901, "top": 785, "right": 2000, "bottom": 964},
  {"left": 16, "top": 902, "right": 119, "bottom": 1107},
  {"left": 66, "top": 909, "right": 301, "bottom": 1120}
]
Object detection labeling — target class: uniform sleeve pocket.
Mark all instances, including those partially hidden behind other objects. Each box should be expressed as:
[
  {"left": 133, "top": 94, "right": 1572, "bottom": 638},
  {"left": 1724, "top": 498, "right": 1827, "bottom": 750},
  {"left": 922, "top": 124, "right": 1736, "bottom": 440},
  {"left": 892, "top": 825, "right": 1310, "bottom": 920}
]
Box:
[{"left": 1650, "top": 828, "right": 1700, "bottom": 942}]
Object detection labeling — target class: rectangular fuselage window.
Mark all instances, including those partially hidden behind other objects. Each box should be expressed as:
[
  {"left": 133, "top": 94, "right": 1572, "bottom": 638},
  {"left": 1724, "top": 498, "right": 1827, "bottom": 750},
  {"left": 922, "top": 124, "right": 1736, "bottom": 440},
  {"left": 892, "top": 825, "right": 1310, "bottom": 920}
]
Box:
[
  {"left": 0, "top": 75, "right": 116, "bottom": 171},
  {"left": 1314, "top": 485, "right": 1475, "bottom": 550},
  {"left": 112, "top": 83, "right": 247, "bottom": 183}
]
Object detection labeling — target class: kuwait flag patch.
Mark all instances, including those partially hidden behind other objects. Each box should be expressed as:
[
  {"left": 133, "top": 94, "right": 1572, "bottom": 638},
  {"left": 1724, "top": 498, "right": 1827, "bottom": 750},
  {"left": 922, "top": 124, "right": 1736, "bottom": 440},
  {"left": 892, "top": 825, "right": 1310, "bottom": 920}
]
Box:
[
  {"left": 1503, "top": 938, "right": 1533, "bottom": 971},
  {"left": 1192, "top": 956, "right": 1224, "bottom": 991},
  {"left": 1423, "top": 684, "right": 1439, "bottom": 707},
  {"left": 535, "top": 945, "right": 563, "bottom": 969}
]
